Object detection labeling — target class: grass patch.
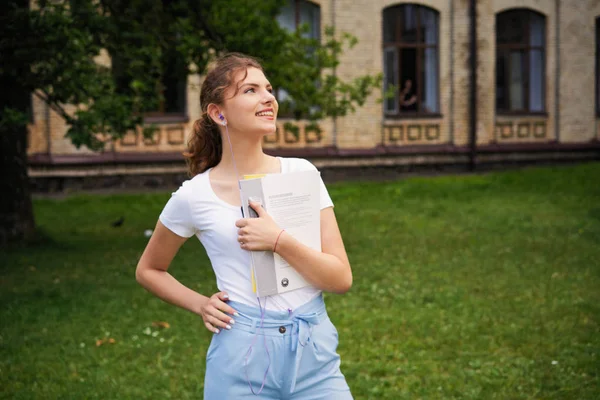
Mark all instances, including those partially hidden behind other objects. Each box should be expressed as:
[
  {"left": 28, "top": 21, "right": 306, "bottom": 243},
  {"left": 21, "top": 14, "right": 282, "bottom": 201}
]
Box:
[{"left": 1, "top": 163, "right": 599, "bottom": 399}]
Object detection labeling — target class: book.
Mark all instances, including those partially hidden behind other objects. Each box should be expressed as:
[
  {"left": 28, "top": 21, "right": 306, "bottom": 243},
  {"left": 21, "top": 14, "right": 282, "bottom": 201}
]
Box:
[{"left": 240, "top": 170, "right": 322, "bottom": 297}]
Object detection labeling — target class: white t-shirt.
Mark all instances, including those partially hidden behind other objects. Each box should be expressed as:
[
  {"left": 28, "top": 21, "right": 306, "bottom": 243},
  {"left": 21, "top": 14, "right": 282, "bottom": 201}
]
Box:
[{"left": 159, "top": 157, "right": 334, "bottom": 311}]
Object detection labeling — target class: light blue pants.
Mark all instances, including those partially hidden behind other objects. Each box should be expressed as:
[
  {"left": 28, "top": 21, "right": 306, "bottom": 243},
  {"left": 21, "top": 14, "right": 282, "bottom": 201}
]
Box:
[{"left": 203, "top": 294, "right": 353, "bottom": 399}]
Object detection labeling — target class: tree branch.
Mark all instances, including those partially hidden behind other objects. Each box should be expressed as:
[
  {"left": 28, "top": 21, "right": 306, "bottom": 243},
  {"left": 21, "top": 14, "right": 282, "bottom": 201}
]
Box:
[{"left": 33, "top": 90, "right": 75, "bottom": 125}]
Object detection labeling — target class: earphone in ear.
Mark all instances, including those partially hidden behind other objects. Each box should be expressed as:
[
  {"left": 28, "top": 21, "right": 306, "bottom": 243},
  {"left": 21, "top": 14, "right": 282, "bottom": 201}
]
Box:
[{"left": 218, "top": 113, "right": 226, "bottom": 126}]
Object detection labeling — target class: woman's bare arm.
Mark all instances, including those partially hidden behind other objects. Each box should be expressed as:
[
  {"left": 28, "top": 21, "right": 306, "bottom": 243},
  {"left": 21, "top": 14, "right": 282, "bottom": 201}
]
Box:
[
  {"left": 135, "top": 220, "right": 237, "bottom": 333},
  {"left": 274, "top": 207, "right": 352, "bottom": 294},
  {"left": 236, "top": 205, "right": 352, "bottom": 294}
]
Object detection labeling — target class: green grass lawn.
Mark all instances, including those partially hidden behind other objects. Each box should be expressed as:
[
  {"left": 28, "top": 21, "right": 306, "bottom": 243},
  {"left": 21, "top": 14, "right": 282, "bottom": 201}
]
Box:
[{"left": 1, "top": 163, "right": 599, "bottom": 399}]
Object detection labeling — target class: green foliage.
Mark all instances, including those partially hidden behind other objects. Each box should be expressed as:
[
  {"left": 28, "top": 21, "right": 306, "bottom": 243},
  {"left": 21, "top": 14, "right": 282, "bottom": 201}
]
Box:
[
  {"left": 270, "top": 26, "right": 382, "bottom": 121},
  {"left": 0, "top": 108, "right": 29, "bottom": 130},
  {"left": 1, "top": 163, "right": 599, "bottom": 399},
  {"left": 1, "top": 0, "right": 381, "bottom": 151},
  {"left": 304, "top": 121, "right": 322, "bottom": 142},
  {"left": 283, "top": 121, "right": 300, "bottom": 141}
]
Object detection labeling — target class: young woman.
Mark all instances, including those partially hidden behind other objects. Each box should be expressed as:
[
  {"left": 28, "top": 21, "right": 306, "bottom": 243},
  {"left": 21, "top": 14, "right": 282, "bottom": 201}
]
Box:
[{"left": 135, "top": 53, "right": 353, "bottom": 399}]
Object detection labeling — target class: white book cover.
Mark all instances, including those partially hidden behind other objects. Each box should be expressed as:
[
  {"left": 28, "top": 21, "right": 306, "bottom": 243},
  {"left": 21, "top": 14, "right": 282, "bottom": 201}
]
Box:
[{"left": 239, "top": 170, "right": 321, "bottom": 297}]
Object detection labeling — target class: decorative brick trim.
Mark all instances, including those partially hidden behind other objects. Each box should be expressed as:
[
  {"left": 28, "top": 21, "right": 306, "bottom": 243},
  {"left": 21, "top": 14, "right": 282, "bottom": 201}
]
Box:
[
  {"left": 167, "top": 127, "right": 185, "bottom": 145},
  {"left": 120, "top": 130, "right": 138, "bottom": 146}
]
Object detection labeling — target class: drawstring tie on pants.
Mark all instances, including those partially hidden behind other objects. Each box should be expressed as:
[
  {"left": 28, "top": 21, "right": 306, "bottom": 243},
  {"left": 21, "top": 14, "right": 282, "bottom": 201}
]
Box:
[{"left": 289, "top": 312, "right": 321, "bottom": 393}]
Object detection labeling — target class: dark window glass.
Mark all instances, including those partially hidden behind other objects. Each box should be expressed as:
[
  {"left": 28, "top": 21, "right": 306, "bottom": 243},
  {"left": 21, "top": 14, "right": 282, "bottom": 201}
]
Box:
[
  {"left": 158, "top": 51, "right": 187, "bottom": 114},
  {"left": 400, "top": 48, "right": 418, "bottom": 112},
  {"left": 382, "top": 4, "right": 439, "bottom": 116},
  {"left": 383, "top": 9, "right": 396, "bottom": 43},
  {"left": 497, "top": 10, "right": 528, "bottom": 45},
  {"left": 384, "top": 48, "right": 398, "bottom": 113},
  {"left": 496, "top": 9, "right": 545, "bottom": 113},
  {"left": 496, "top": 52, "right": 507, "bottom": 110},
  {"left": 421, "top": 47, "right": 439, "bottom": 113},
  {"left": 400, "top": 5, "right": 418, "bottom": 43},
  {"left": 420, "top": 7, "right": 438, "bottom": 45},
  {"left": 299, "top": 1, "right": 320, "bottom": 40},
  {"left": 509, "top": 50, "right": 525, "bottom": 110}
]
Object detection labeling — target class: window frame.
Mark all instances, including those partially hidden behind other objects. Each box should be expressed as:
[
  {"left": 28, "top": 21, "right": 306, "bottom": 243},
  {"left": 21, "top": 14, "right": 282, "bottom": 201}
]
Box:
[
  {"left": 495, "top": 9, "right": 546, "bottom": 115},
  {"left": 382, "top": 4, "right": 441, "bottom": 119},
  {"left": 275, "top": 0, "right": 321, "bottom": 117}
]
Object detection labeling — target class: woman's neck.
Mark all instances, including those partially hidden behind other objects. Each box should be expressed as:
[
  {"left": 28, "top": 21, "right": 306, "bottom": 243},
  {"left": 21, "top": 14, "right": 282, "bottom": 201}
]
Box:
[{"left": 217, "top": 134, "right": 276, "bottom": 179}]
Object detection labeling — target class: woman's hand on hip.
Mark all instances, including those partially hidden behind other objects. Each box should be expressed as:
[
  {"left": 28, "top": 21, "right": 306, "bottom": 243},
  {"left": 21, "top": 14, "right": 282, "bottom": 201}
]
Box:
[
  {"left": 235, "top": 201, "right": 282, "bottom": 251},
  {"left": 200, "top": 291, "right": 238, "bottom": 334}
]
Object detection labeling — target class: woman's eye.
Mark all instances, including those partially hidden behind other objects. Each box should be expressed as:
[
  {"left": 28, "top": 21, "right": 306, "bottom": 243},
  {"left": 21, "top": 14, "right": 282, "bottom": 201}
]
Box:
[
  {"left": 267, "top": 88, "right": 274, "bottom": 94},
  {"left": 244, "top": 88, "right": 256, "bottom": 94}
]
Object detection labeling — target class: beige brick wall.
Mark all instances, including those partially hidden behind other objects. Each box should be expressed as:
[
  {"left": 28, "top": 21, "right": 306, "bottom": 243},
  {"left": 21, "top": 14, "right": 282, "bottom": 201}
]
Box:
[
  {"left": 49, "top": 104, "right": 98, "bottom": 155},
  {"left": 452, "top": 0, "right": 471, "bottom": 146},
  {"left": 476, "top": 0, "right": 494, "bottom": 145},
  {"left": 27, "top": 93, "right": 48, "bottom": 154},
  {"left": 558, "top": 0, "right": 599, "bottom": 143},
  {"left": 332, "top": 0, "right": 380, "bottom": 148},
  {"left": 27, "top": 0, "right": 599, "bottom": 158}
]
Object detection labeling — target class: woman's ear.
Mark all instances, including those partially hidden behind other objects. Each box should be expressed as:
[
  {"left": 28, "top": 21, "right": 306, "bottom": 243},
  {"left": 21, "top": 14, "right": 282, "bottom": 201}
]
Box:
[{"left": 207, "top": 104, "right": 225, "bottom": 126}]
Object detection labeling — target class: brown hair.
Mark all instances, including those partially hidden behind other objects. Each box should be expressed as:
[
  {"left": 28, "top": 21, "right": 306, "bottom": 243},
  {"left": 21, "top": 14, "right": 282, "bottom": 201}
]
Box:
[{"left": 184, "top": 53, "right": 264, "bottom": 176}]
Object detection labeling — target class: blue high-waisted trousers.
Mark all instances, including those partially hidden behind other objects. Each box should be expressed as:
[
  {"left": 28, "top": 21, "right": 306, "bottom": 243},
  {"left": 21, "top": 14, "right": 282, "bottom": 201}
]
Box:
[{"left": 203, "top": 294, "right": 353, "bottom": 399}]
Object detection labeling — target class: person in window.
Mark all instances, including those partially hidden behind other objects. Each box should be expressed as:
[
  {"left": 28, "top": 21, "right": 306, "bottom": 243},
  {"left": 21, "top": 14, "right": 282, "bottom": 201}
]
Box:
[
  {"left": 399, "top": 79, "right": 418, "bottom": 111},
  {"left": 135, "top": 53, "right": 354, "bottom": 399}
]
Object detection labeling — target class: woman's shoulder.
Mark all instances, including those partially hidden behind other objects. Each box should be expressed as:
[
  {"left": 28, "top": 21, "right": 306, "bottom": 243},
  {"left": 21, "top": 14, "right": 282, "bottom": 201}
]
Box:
[
  {"left": 280, "top": 157, "right": 318, "bottom": 172},
  {"left": 171, "top": 170, "right": 210, "bottom": 199}
]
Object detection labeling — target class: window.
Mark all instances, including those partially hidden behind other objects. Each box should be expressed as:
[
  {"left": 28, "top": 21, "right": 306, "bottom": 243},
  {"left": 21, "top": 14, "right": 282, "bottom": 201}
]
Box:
[
  {"left": 496, "top": 9, "right": 545, "bottom": 113},
  {"left": 596, "top": 17, "right": 599, "bottom": 116},
  {"left": 106, "top": 0, "right": 188, "bottom": 120},
  {"left": 147, "top": 50, "right": 187, "bottom": 117},
  {"left": 383, "top": 4, "right": 440, "bottom": 116},
  {"left": 276, "top": 0, "right": 321, "bottom": 111},
  {"left": 113, "top": 51, "right": 187, "bottom": 120},
  {"left": 277, "top": 0, "right": 320, "bottom": 39}
]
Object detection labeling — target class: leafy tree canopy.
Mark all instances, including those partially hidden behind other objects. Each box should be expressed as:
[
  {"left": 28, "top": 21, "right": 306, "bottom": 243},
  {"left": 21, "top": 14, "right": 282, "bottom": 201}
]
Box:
[{"left": 1, "top": 0, "right": 381, "bottom": 151}]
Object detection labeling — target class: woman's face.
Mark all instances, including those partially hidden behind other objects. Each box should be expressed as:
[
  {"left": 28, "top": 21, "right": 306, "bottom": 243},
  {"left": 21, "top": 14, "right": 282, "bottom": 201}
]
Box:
[{"left": 221, "top": 67, "right": 278, "bottom": 136}]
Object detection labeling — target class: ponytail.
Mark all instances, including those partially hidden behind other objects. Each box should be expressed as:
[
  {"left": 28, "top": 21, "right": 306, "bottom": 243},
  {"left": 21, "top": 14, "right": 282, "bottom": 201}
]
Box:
[{"left": 183, "top": 113, "right": 223, "bottom": 176}]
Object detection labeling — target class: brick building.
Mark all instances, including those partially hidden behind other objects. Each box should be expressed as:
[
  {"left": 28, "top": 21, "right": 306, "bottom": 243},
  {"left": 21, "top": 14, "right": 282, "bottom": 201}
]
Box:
[{"left": 27, "top": 0, "right": 600, "bottom": 184}]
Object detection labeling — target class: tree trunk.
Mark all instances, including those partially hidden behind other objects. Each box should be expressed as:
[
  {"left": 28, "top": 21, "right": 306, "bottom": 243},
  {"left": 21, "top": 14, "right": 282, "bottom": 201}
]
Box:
[
  {"left": 0, "top": 0, "right": 36, "bottom": 246},
  {"left": 0, "top": 76, "right": 36, "bottom": 247}
]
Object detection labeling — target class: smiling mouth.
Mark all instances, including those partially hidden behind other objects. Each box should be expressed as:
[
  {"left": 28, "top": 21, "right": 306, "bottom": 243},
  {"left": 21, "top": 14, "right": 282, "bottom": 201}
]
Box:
[{"left": 256, "top": 110, "right": 274, "bottom": 117}]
